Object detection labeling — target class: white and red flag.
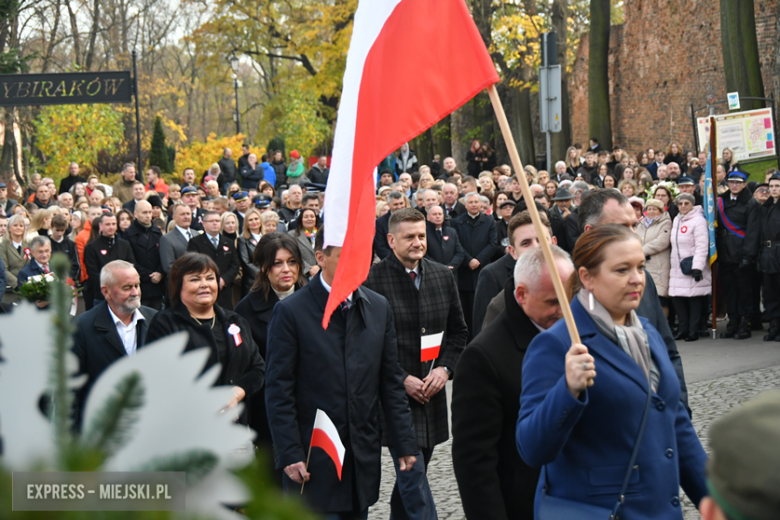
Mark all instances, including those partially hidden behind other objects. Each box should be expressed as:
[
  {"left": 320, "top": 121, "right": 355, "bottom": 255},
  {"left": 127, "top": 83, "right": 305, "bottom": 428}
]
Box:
[
  {"left": 310, "top": 409, "right": 346, "bottom": 480},
  {"left": 321, "top": 0, "right": 499, "bottom": 328},
  {"left": 421, "top": 332, "right": 444, "bottom": 362}
]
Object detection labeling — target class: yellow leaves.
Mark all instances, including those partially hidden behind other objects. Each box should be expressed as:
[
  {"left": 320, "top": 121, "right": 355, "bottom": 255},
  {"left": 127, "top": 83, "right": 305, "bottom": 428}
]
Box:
[
  {"left": 174, "top": 133, "right": 264, "bottom": 182},
  {"left": 33, "top": 105, "right": 125, "bottom": 180}
]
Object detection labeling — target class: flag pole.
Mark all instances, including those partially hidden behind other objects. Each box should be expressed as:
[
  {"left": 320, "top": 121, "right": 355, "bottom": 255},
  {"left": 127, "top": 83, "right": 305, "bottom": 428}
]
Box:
[
  {"left": 710, "top": 116, "right": 718, "bottom": 340},
  {"left": 487, "top": 84, "right": 587, "bottom": 382},
  {"left": 300, "top": 443, "right": 313, "bottom": 494}
]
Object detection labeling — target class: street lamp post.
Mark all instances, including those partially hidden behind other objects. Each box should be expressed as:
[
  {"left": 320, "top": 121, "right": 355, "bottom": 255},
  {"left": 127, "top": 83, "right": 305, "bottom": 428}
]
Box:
[{"left": 229, "top": 54, "right": 241, "bottom": 135}]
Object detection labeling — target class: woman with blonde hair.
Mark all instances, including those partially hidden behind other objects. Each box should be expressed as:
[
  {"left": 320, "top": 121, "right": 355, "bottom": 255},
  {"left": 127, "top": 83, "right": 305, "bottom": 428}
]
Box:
[
  {"left": 70, "top": 210, "right": 86, "bottom": 240},
  {"left": 618, "top": 179, "right": 639, "bottom": 198},
  {"left": 565, "top": 146, "right": 581, "bottom": 176},
  {"left": 376, "top": 200, "right": 389, "bottom": 217},
  {"left": 664, "top": 142, "right": 684, "bottom": 166},
  {"left": 478, "top": 172, "right": 496, "bottom": 197},
  {"left": 418, "top": 172, "right": 435, "bottom": 190},
  {"left": 26, "top": 208, "right": 52, "bottom": 240},
  {"left": 260, "top": 210, "right": 280, "bottom": 235},
  {"left": 237, "top": 208, "right": 264, "bottom": 297},
  {"left": 220, "top": 212, "right": 239, "bottom": 242}
]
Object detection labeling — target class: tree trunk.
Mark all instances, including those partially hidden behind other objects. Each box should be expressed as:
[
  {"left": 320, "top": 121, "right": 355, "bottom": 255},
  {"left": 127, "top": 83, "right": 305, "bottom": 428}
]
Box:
[
  {"left": 720, "top": 0, "right": 765, "bottom": 111},
  {"left": 434, "top": 115, "right": 452, "bottom": 162},
  {"left": 550, "top": 0, "right": 572, "bottom": 162},
  {"left": 588, "top": 0, "right": 612, "bottom": 150},
  {"left": 85, "top": 0, "right": 100, "bottom": 70},
  {"left": 510, "top": 84, "right": 536, "bottom": 168},
  {"left": 66, "top": 0, "right": 81, "bottom": 68},
  {"left": 41, "top": 0, "right": 62, "bottom": 72}
]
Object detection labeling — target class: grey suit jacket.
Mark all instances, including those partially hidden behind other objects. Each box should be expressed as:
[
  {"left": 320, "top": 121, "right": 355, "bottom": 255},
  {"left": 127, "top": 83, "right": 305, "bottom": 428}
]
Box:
[
  {"left": 288, "top": 230, "right": 317, "bottom": 275},
  {"left": 159, "top": 227, "right": 201, "bottom": 274}
]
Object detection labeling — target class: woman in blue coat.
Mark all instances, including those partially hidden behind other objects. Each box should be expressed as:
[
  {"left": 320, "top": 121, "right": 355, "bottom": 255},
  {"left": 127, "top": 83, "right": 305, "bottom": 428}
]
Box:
[{"left": 516, "top": 224, "right": 707, "bottom": 520}]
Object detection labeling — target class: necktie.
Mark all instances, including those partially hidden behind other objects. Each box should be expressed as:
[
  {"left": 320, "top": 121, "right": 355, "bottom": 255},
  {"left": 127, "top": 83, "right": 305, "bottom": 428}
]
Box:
[
  {"left": 186, "top": 230, "right": 192, "bottom": 241},
  {"left": 339, "top": 300, "right": 351, "bottom": 316},
  {"left": 17, "top": 245, "right": 21, "bottom": 254},
  {"left": 212, "top": 236, "right": 219, "bottom": 249},
  {"left": 409, "top": 271, "right": 417, "bottom": 283},
  {"left": 43, "top": 264, "right": 49, "bottom": 274}
]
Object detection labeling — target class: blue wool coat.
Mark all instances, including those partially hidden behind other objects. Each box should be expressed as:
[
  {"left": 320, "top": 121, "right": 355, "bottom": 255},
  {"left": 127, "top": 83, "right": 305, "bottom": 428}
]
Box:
[{"left": 516, "top": 297, "right": 708, "bottom": 520}]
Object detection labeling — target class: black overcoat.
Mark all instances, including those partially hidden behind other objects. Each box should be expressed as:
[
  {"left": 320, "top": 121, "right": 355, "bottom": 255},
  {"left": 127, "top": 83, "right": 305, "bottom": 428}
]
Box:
[
  {"left": 265, "top": 275, "right": 417, "bottom": 513},
  {"left": 365, "top": 254, "right": 468, "bottom": 448},
  {"left": 72, "top": 301, "right": 157, "bottom": 428},
  {"left": 716, "top": 187, "right": 760, "bottom": 265},
  {"left": 187, "top": 233, "right": 241, "bottom": 310},
  {"left": 124, "top": 220, "right": 165, "bottom": 299},
  {"left": 453, "top": 212, "right": 497, "bottom": 291},
  {"left": 451, "top": 278, "right": 541, "bottom": 520},
  {"left": 83, "top": 235, "right": 137, "bottom": 301},
  {"left": 145, "top": 303, "right": 265, "bottom": 399},
  {"left": 472, "top": 252, "right": 515, "bottom": 337},
  {"left": 758, "top": 197, "right": 780, "bottom": 273},
  {"left": 424, "top": 221, "right": 464, "bottom": 283}
]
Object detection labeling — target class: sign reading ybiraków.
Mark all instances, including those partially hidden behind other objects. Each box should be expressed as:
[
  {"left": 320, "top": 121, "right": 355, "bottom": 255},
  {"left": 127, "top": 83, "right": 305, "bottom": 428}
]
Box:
[{"left": 0, "top": 71, "right": 133, "bottom": 106}]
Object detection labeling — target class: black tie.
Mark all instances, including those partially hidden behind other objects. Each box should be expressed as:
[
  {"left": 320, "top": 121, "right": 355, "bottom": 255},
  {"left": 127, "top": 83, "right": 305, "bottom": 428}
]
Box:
[
  {"left": 17, "top": 245, "right": 21, "bottom": 254},
  {"left": 339, "top": 300, "right": 352, "bottom": 317}
]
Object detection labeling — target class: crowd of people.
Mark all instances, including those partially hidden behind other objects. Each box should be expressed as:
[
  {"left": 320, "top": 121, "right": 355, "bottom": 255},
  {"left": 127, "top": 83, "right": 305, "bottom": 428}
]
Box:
[{"left": 0, "top": 137, "right": 778, "bottom": 520}]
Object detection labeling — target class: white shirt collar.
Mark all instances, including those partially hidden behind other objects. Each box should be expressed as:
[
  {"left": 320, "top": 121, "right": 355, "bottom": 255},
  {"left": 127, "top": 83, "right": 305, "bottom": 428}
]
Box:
[
  {"left": 176, "top": 225, "right": 191, "bottom": 238},
  {"left": 12, "top": 240, "right": 21, "bottom": 249},
  {"left": 35, "top": 260, "right": 48, "bottom": 270},
  {"left": 107, "top": 304, "right": 145, "bottom": 328},
  {"left": 251, "top": 232, "right": 262, "bottom": 242},
  {"left": 405, "top": 265, "right": 420, "bottom": 275},
  {"left": 319, "top": 275, "right": 352, "bottom": 302}
]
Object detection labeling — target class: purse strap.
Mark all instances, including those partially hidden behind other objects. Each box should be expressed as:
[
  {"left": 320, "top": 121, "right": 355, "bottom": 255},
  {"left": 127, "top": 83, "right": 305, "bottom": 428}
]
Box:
[{"left": 609, "top": 384, "right": 654, "bottom": 520}]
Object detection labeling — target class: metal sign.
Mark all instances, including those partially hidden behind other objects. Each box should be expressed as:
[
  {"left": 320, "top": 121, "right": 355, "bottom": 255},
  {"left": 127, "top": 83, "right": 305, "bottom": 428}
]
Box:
[
  {"left": 696, "top": 107, "right": 776, "bottom": 161},
  {"left": 0, "top": 71, "right": 132, "bottom": 106}
]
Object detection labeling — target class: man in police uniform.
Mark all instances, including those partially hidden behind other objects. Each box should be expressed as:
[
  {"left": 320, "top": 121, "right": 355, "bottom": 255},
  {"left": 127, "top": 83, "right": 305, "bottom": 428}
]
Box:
[
  {"left": 716, "top": 170, "right": 761, "bottom": 339},
  {"left": 758, "top": 173, "right": 780, "bottom": 341}
]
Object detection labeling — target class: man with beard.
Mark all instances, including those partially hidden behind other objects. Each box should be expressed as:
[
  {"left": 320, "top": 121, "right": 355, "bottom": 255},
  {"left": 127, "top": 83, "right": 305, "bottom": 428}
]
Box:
[{"left": 72, "top": 260, "right": 157, "bottom": 429}]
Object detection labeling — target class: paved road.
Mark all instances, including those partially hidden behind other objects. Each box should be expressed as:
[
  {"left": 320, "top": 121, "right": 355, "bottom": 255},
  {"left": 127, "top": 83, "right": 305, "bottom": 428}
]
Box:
[{"left": 368, "top": 324, "right": 780, "bottom": 520}]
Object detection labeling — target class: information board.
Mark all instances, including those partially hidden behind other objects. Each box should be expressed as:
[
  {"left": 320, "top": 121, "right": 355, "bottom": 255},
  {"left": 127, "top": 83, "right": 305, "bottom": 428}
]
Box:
[{"left": 696, "top": 107, "right": 775, "bottom": 162}]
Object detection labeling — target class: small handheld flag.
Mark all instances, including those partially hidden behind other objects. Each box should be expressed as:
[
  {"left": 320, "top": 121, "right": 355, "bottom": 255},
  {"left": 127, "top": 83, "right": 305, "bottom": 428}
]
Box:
[
  {"left": 308, "top": 409, "right": 346, "bottom": 480},
  {"left": 421, "top": 332, "right": 444, "bottom": 362}
]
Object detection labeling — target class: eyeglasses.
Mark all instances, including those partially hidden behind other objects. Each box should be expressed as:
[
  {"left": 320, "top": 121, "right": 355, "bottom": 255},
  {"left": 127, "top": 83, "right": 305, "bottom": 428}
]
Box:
[{"left": 757, "top": 188, "right": 770, "bottom": 193}]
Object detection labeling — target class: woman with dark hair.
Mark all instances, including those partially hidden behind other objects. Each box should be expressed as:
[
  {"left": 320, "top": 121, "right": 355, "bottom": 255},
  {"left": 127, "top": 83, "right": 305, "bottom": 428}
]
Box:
[
  {"left": 492, "top": 190, "right": 508, "bottom": 219},
  {"left": 289, "top": 207, "right": 320, "bottom": 278},
  {"left": 116, "top": 209, "right": 133, "bottom": 239},
  {"left": 235, "top": 234, "right": 306, "bottom": 460},
  {"left": 145, "top": 252, "right": 265, "bottom": 421},
  {"left": 545, "top": 180, "right": 558, "bottom": 199},
  {"left": 517, "top": 225, "right": 707, "bottom": 519},
  {"left": 636, "top": 150, "right": 649, "bottom": 167},
  {"left": 466, "top": 140, "right": 484, "bottom": 177},
  {"left": 602, "top": 174, "right": 617, "bottom": 189}
]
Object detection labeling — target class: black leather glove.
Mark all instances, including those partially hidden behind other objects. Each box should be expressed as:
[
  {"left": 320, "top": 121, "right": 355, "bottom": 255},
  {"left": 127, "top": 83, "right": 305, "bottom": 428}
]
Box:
[
  {"left": 691, "top": 269, "right": 703, "bottom": 282},
  {"left": 739, "top": 258, "right": 751, "bottom": 270}
]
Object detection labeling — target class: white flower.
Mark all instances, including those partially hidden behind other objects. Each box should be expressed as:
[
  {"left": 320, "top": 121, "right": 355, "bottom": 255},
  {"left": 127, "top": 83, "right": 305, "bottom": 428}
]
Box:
[
  {"left": 31, "top": 275, "right": 42, "bottom": 283},
  {"left": 44, "top": 274, "right": 55, "bottom": 283},
  {"left": 0, "top": 307, "right": 254, "bottom": 520}
]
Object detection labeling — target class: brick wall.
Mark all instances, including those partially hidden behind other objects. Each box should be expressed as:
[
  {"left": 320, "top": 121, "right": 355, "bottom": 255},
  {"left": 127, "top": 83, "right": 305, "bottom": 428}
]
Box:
[{"left": 570, "top": 0, "right": 777, "bottom": 155}]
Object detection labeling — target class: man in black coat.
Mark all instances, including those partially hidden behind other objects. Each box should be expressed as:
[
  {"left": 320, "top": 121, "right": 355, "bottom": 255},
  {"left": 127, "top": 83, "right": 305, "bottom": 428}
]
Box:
[
  {"left": 577, "top": 189, "right": 691, "bottom": 413},
  {"left": 125, "top": 200, "right": 165, "bottom": 310},
  {"left": 441, "top": 182, "right": 466, "bottom": 218},
  {"left": 187, "top": 210, "right": 240, "bottom": 310},
  {"left": 424, "top": 205, "right": 464, "bottom": 283},
  {"left": 472, "top": 210, "right": 555, "bottom": 336},
  {"left": 373, "top": 191, "right": 405, "bottom": 261},
  {"left": 218, "top": 147, "right": 239, "bottom": 190},
  {"left": 758, "top": 174, "right": 780, "bottom": 341},
  {"left": 307, "top": 156, "right": 330, "bottom": 185},
  {"left": 50, "top": 215, "right": 81, "bottom": 282},
  {"left": 58, "top": 162, "right": 87, "bottom": 195},
  {"left": 717, "top": 171, "right": 761, "bottom": 339},
  {"left": 365, "top": 209, "right": 468, "bottom": 520},
  {"left": 265, "top": 231, "right": 418, "bottom": 517},
  {"left": 452, "top": 246, "right": 574, "bottom": 520},
  {"left": 549, "top": 186, "right": 574, "bottom": 252},
  {"left": 83, "top": 213, "right": 137, "bottom": 306},
  {"left": 72, "top": 261, "right": 157, "bottom": 429},
  {"left": 453, "top": 192, "right": 497, "bottom": 338}
]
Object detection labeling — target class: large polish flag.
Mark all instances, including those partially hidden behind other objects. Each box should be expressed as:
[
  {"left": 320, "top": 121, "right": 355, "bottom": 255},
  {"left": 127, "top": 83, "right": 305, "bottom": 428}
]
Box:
[
  {"left": 310, "top": 409, "right": 346, "bottom": 480},
  {"left": 321, "top": 0, "right": 499, "bottom": 327}
]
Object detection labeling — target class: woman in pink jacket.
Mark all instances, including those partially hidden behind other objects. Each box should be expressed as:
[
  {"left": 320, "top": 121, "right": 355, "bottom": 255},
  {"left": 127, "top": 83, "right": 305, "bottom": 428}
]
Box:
[{"left": 669, "top": 193, "right": 712, "bottom": 342}]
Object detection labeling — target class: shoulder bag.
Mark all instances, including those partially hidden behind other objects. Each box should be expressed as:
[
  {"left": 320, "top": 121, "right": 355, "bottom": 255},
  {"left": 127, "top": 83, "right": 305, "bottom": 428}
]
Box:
[
  {"left": 537, "top": 384, "right": 653, "bottom": 520},
  {"left": 675, "top": 220, "right": 694, "bottom": 275}
]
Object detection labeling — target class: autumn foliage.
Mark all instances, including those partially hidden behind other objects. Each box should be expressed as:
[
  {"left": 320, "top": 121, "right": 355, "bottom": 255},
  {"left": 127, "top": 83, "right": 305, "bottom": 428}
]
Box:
[{"left": 173, "top": 133, "right": 264, "bottom": 182}]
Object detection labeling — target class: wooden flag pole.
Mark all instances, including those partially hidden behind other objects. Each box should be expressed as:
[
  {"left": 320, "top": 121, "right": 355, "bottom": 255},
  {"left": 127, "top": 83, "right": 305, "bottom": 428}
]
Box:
[
  {"left": 300, "top": 443, "right": 313, "bottom": 494},
  {"left": 709, "top": 116, "right": 718, "bottom": 340},
  {"left": 487, "top": 84, "right": 584, "bottom": 352}
]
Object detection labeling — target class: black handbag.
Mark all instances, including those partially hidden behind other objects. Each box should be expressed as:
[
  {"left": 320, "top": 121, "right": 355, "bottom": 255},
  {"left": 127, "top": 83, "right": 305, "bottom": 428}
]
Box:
[
  {"left": 537, "top": 385, "right": 653, "bottom": 520},
  {"left": 675, "top": 222, "right": 694, "bottom": 275}
]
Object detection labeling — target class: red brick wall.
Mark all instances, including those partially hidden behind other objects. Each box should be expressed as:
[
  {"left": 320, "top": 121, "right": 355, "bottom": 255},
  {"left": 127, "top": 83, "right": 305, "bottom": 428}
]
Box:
[{"left": 570, "top": 0, "right": 777, "bottom": 155}]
